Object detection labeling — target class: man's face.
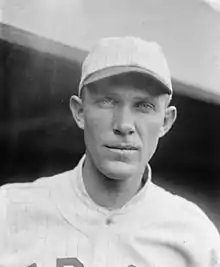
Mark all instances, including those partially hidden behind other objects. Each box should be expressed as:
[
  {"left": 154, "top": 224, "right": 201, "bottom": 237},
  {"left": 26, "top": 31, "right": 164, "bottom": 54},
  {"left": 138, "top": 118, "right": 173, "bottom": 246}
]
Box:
[{"left": 71, "top": 74, "right": 176, "bottom": 180}]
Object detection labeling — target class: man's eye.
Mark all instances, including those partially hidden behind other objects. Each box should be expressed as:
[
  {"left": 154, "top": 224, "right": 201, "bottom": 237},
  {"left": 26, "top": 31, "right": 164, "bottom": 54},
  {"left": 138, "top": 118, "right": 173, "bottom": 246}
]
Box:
[
  {"left": 135, "top": 102, "right": 155, "bottom": 112},
  {"left": 99, "top": 98, "right": 115, "bottom": 107}
]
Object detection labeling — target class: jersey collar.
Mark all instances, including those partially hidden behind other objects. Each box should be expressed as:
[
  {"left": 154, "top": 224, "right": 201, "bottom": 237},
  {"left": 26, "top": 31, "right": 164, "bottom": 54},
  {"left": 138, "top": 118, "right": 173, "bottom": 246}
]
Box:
[{"left": 72, "top": 154, "right": 152, "bottom": 215}]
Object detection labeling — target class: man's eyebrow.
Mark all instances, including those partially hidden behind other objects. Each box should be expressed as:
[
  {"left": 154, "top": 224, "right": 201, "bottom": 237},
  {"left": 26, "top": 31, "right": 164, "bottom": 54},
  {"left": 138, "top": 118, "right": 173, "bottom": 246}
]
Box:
[
  {"left": 94, "top": 91, "right": 118, "bottom": 97},
  {"left": 132, "top": 95, "right": 155, "bottom": 101}
]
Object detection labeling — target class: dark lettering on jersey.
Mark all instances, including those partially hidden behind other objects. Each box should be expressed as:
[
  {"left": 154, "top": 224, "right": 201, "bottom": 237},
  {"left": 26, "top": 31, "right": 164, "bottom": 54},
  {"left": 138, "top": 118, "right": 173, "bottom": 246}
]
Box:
[
  {"left": 28, "top": 258, "right": 136, "bottom": 267},
  {"left": 57, "top": 257, "right": 84, "bottom": 267}
]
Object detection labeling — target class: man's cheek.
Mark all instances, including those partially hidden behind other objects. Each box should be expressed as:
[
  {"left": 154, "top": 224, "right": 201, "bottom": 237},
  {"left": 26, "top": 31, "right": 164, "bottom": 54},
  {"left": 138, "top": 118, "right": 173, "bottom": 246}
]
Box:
[
  {"left": 84, "top": 119, "right": 106, "bottom": 145},
  {"left": 141, "top": 125, "right": 161, "bottom": 152},
  {"left": 146, "top": 121, "right": 162, "bottom": 137},
  {"left": 91, "top": 117, "right": 111, "bottom": 136}
]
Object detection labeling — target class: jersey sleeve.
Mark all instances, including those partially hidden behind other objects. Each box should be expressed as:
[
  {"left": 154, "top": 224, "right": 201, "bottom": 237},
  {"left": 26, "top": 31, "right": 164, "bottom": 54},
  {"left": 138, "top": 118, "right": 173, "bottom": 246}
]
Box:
[
  {"left": 0, "top": 186, "right": 8, "bottom": 238},
  {"left": 0, "top": 185, "right": 10, "bottom": 263},
  {"left": 169, "top": 190, "right": 220, "bottom": 267},
  {"left": 208, "top": 221, "right": 220, "bottom": 267},
  {"left": 0, "top": 185, "right": 25, "bottom": 267},
  {"left": 192, "top": 202, "right": 220, "bottom": 267}
]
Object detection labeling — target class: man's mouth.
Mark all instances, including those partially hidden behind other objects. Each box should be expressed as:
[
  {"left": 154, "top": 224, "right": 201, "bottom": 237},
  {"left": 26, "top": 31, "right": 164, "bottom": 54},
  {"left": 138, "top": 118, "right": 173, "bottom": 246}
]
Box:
[{"left": 105, "top": 144, "right": 139, "bottom": 151}]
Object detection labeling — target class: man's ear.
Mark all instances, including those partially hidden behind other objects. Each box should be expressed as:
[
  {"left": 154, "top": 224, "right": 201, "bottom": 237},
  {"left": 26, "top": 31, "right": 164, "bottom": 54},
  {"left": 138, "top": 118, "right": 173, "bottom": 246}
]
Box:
[
  {"left": 69, "top": 95, "right": 84, "bottom": 130},
  {"left": 159, "top": 106, "right": 177, "bottom": 138}
]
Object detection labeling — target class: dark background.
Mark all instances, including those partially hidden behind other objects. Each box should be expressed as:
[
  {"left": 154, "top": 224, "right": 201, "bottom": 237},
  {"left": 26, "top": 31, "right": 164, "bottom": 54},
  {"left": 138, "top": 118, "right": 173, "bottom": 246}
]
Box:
[{"left": 1, "top": 24, "right": 219, "bottom": 230}]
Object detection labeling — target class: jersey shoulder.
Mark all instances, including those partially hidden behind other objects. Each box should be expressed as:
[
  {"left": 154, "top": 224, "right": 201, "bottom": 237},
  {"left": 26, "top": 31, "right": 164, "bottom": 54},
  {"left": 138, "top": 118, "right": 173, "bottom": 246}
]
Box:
[
  {"left": 147, "top": 182, "right": 220, "bottom": 244},
  {"left": 0, "top": 170, "right": 71, "bottom": 202},
  {"left": 0, "top": 168, "right": 77, "bottom": 225},
  {"left": 140, "top": 182, "right": 220, "bottom": 266},
  {"left": 148, "top": 182, "right": 216, "bottom": 224}
]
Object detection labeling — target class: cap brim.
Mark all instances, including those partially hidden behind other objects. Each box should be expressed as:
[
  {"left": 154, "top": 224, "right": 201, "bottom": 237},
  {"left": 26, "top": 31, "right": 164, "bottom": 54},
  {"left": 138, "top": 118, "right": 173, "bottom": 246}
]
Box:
[{"left": 80, "top": 66, "right": 172, "bottom": 95}]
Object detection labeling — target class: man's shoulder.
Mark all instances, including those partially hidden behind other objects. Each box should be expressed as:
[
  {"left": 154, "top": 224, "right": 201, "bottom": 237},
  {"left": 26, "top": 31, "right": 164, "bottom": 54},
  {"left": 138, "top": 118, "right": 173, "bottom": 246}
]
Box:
[
  {"left": 141, "top": 182, "right": 220, "bottom": 265},
  {"left": 0, "top": 168, "right": 76, "bottom": 214},
  {"left": 147, "top": 182, "right": 220, "bottom": 241},
  {"left": 1, "top": 170, "right": 70, "bottom": 195},
  {"left": 149, "top": 182, "right": 213, "bottom": 221}
]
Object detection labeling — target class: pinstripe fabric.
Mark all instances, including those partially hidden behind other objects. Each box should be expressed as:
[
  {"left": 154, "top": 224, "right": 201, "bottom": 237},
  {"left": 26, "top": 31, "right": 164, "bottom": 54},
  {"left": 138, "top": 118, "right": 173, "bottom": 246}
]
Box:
[{"left": 0, "top": 155, "right": 219, "bottom": 267}]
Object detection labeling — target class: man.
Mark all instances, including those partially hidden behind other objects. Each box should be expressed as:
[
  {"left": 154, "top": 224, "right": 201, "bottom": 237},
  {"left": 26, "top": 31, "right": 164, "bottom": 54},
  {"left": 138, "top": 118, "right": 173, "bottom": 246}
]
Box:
[{"left": 0, "top": 36, "right": 219, "bottom": 267}]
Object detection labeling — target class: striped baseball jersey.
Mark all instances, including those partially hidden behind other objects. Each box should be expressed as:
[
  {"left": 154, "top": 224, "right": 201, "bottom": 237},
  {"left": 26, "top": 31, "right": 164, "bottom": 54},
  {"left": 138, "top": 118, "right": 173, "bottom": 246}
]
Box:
[{"left": 0, "top": 155, "right": 220, "bottom": 267}]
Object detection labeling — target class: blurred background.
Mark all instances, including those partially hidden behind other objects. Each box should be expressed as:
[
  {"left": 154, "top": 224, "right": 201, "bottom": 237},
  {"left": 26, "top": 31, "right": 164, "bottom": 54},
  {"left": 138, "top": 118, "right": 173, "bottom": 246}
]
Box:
[{"left": 0, "top": 0, "right": 220, "bottom": 230}]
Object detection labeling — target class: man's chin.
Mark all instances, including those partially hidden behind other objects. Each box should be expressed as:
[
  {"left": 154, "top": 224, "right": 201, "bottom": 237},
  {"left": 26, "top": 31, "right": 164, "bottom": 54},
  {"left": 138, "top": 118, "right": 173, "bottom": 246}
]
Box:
[{"left": 99, "top": 160, "right": 138, "bottom": 180}]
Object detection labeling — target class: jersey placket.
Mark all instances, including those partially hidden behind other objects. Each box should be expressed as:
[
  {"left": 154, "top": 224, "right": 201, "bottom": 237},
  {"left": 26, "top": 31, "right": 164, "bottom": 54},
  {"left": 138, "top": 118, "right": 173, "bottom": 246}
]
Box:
[{"left": 92, "top": 215, "right": 117, "bottom": 267}]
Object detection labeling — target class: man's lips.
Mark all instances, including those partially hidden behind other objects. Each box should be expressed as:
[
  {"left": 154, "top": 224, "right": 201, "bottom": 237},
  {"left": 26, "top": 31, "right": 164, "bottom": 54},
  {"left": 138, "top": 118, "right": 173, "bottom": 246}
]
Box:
[{"left": 105, "top": 144, "right": 139, "bottom": 150}]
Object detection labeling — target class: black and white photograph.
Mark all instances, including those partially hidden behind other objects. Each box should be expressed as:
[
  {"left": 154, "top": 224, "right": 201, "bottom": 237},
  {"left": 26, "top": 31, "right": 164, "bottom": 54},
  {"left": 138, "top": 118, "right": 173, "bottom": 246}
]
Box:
[{"left": 0, "top": 0, "right": 220, "bottom": 266}]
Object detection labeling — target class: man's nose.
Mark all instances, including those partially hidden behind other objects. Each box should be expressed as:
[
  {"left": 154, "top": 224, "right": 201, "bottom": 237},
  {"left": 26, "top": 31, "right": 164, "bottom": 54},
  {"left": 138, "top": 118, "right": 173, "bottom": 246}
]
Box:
[{"left": 113, "top": 107, "right": 135, "bottom": 136}]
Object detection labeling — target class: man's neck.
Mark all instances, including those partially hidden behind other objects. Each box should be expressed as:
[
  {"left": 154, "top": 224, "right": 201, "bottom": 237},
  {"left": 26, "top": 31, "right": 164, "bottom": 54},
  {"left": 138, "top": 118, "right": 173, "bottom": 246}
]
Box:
[{"left": 81, "top": 154, "right": 146, "bottom": 210}]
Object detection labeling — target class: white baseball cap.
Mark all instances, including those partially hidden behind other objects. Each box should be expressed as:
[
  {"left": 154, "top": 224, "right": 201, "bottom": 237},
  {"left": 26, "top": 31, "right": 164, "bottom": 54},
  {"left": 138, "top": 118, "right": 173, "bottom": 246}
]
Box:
[{"left": 78, "top": 36, "right": 172, "bottom": 96}]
